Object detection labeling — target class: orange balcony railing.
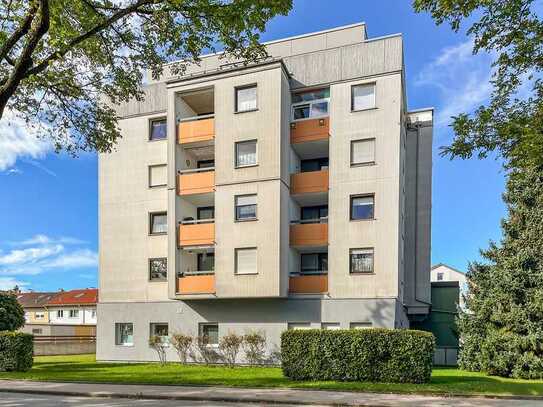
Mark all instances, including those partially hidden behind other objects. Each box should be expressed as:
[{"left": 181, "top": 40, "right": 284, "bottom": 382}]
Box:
[
  {"left": 177, "top": 273, "right": 215, "bottom": 295},
  {"left": 290, "top": 170, "right": 328, "bottom": 195},
  {"left": 178, "top": 221, "right": 215, "bottom": 247},
  {"left": 290, "top": 221, "right": 328, "bottom": 247},
  {"left": 290, "top": 117, "right": 329, "bottom": 144},
  {"left": 177, "top": 115, "right": 215, "bottom": 145},
  {"left": 177, "top": 169, "right": 215, "bottom": 195},
  {"left": 289, "top": 274, "right": 328, "bottom": 294}
]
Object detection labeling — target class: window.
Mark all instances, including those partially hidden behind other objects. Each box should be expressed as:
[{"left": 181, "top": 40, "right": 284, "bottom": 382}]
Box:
[
  {"left": 32, "top": 328, "right": 43, "bottom": 335},
  {"left": 197, "top": 206, "right": 215, "bottom": 220},
  {"left": 150, "top": 212, "right": 167, "bottom": 234},
  {"left": 197, "top": 159, "right": 215, "bottom": 169},
  {"left": 437, "top": 272, "right": 444, "bottom": 281},
  {"left": 300, "top": 157, "right": 329, "bottom": 172},
  {"left": 197, "top": 252, "right": 215, "bottom": 272},
  {"left": 235, "top": 194, "right": 257, "bottom": 221},
  {"left": 350, "top": 322, "right": 372, "bottom": 329},
  {"left": 300, "top": 253, "right": 328, "bottom": 275},
  {"left": 291, "top": 88, "right": 330, "bottom": 120},
  {"left": 35, "top": 312, "right": 45, "bottom": 319},
  {"left": 351, "top": 138, "right": 375, "bottom": 166},
  {"left": 301, "top": 205, "right": 328, "bottom": 222},
  {"left": 57, "top": 310, "right": 64, "bottom": 318},
  {"left": 235, "top": 85, "right": 257, "bottom": 112},
  {"left": 235, "top": 140, "right": 257, "bottom": 167},
  {"left": 69, "top": 309, "right": 79, "bottom": 318},
  {"left": 235, "top": 248, "right": 257, "bottom": 275},
  {"left": 351, "top": 83, "right": 376, "bottom": 111},
  {"left": 115, "top": 323, "right": 134, "bottom": 346},
  {"left": 149, "top": 118, "right": 167, "bottom": 141},
  {"left": 91, "top": 310, "right": 97, "bottom": 319},
  {"left": 322, "top": 323, "right": 340, "bottom": 330},
  {"left": 350, "top": 248, "right": 374, "bottom": 274},
  {"left": 288, "top": 322, "right": 311, "bottom": 330},
  {"left": 199, "top": 323, "right": 219, "bottom": 345},
  {"left": 350, "top": 195, "right": 374, "bottom": 220},
  {"left": 149, "top": 164, "right": 167, "bottom": 188},
  {"left": 149, "top": 258, "right": 167, "bottom": 281},
  {"left": 150, "top": 323, "right": 169, "bottom": 344}
]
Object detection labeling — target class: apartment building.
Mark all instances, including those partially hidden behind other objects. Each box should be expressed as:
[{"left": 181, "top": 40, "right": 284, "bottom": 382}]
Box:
[{"left": 97, "top": 22, "right": 433, "bottom": 362}]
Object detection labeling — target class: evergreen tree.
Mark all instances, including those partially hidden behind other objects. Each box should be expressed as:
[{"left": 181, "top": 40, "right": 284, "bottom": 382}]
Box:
[
  {"left": 458, "top": 166, "right": 543, "bottom": 378},
  {"left": 0, "top": 292, "right": 25, "bottom": 331}
]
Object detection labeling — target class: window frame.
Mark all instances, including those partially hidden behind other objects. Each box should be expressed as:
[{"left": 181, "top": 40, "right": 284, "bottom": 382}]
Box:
[
  {"left": 234, "top": 139, "right": 258, "bottom": 168},
  {"left": 235, "top": 84, "right": 258, "bottom": 113},
  {"left": 349, "top": 248, "right": 375, "bottom": 274},
  {"left": 197, "top": 206, "right": 215, "bottom": 220},
  {"left": 149, "top": 322, "right": 169, "bottom": 345},
  {"left": 197, "top": 252, "right": 215, "bottom": 272},
  {"left": 149, "top": 257, "right": 168, "bottom": 281},
  {"left": 321, "top": 322, "right": 341, "bottom": 330},
  {"left": 148, "top": 117, "right": 167, "bottom": 141},
  {"left": 350, "top": 138, "right": 376, "bottom": 167},
  {"left": 350, "top": 322, "right": 373, "bottom": 329},
  {"left": 234, "top": 194, "right": 257, "bottom": 222},
  {"left": 300, "top": 253, "right": 328, "bottom": 275},
  {"left": 351, "top": 83, "right": 376, "bottom": 112},
  {"left": 287, "top": 322, "right": 311, "bottom": 330},
  {"left": 69, "top": 309, "right": 79, "bottom": 318},
  {"left": 149, "top": 211, "right": 168, "bottom": 235},
  {"left": 291, "top": 90, "right": 330, "bottom": 122},
  {"left": 148, "top": 164, "right": 167, "bottom": 188},
  {"left": 350, "top": 194, "right": 375, "bottom": 221},
  {"left": 57, "top": 309, "right": 64, "bottom": 318},
  {"left": 115, "top": 322, "right": 134, "bottom": 346},
  {"left": 234, "top": 247, "right": 258, "bottom": 275},
  {"left": 199, "top": 323, "right": 219, "bottom": 346}
]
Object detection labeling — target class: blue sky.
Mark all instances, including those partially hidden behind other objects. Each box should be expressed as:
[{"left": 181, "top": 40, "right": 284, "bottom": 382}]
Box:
[{"left": 0, "top": 0, "right": 506, "bottom": 291}]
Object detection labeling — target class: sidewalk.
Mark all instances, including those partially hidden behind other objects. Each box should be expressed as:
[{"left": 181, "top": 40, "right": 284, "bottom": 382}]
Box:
[{"left": 0, "top": 380, "right": 542, "bottom": 406}]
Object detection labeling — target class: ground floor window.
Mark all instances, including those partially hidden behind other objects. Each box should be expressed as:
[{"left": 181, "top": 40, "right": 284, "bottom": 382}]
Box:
[
  {"left": 287, "top": 322, "right": 311, "bottom": 330},
  {"left": 150, "top": 323, "right": 169, "bottom": 344},
  {"left": 115, "top": 323, "right": 134, "bottom": 346},
  {"left": 350, "top": 322, "right": 372, "bottom": 329},
  {"left": 199, "top": 323, "right": 218, "bottom": 345},
  {"left": 321, "top": 322, "right": 340, "bottom": 330}
]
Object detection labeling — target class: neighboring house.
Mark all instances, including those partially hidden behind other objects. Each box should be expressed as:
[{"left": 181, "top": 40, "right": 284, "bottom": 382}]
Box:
[
  {"left": 431, "top": 263, "right": 467, "bottom": 309},
  {"left": 97, "top": 22, "right": 433, "bottom": 363},
  {"left": 46, "top": 289, "right": 98, "bottom": 331},
  {"left": 17, "top": 292, "right": 59, "bottom": 335}
]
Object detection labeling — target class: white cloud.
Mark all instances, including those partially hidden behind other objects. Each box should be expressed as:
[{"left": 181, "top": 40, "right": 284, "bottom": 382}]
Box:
[
  {"left": 0, "top": 245, "right": 63, "bottom": 266},
  {"left": 0, "top": 110, "right": 51, "bottom": 171},
  {"left": 416, "top": 39, "right": 493, "bottom": 129},
  {"left": 0, "top": 277, "right": 28, "bottom": 291},
  {"left": 42, "top": 249, "right": 98, "bottom": 269},
  {"left": 16, "top": 234, "right": 87, "bottom": 246}
]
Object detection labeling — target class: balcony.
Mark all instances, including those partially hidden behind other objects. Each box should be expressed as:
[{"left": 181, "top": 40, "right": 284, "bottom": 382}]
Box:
[
  {"left": 178, "top": 220, "right": 215, "bottom": 247},
  {"left": 290, "top": 117, "right": 329, "bottom": 144},
  {"left": 177, "top": 272, "right": 215, "bottom": 295},
  {"left": 289, "top": 274, "right": 328, "bottom": 294},
  {"left": 177, "top": 168, "right": 215, "bottom": 196},
  {"left": 291, "top": 170, "right": 328, "bottom": 195},
  {"left": 290, "top": 220, "right": 328, "bottom": 247},
  {"left": 177, "top": 115, "right": 215, "bottom": 145}
]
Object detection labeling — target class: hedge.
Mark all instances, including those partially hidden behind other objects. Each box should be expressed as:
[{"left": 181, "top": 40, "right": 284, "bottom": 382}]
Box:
[
  {"left": 0, "top": 331, "right": 33, "bottom": 372},
  {"left": 281, "top": 328, "right": 434, "bottom": 383}
]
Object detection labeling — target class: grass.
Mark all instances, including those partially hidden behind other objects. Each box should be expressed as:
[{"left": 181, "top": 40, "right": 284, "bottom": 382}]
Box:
[{"left": 1, "top": 354, "right": 543, "bottom": 397}]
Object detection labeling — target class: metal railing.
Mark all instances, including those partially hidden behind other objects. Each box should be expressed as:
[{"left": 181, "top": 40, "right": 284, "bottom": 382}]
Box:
[
  {"left": 178, "top": 270, "right": 215, "bottom": 277},
  {"left": 177, "top": 113, "right": 214, "bottom": 123},
  {"left": 177, "top": 167, "right": 215, "bottom": 175},
  {"left": 179, "top": 218, "right": 215, "bottom": 225},
  {"left": 290, "top": 217, "right": 328, "bottom": 225},
  {"left": 290, "top": 271, "right": 328, "bottom": 276}
]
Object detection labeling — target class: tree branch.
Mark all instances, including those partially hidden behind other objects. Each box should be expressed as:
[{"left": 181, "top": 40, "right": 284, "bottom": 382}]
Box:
[{"left": 0, "top": 1, "right": 38, "bottom": 63}]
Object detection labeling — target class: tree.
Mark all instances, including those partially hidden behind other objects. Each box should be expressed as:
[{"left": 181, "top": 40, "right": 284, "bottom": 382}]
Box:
[
  {"left": 0, "top": 292, "right": 25, "bottom": 331},
  {"left": 458, "top": 167, "right": 543, "bottom": 378},
  {"left": 0, "top": 0, "right": 291, "bottom": 154},
  {"left": 413, "top": 0, "right": 543, "bottom": 169}
]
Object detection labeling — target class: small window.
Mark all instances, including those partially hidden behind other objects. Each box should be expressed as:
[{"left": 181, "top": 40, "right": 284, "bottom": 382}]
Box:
[
  {"left": 149, "top": 258, "right": 167, "bottom": 281},
  {"left": 57, "top": 310, "right": 64, "bottom": 318},
  {"left": 69, "top": 309, "right": 79, "bottom": 318},
  {"left": 197, "top": 159, "right": 215, "bottom": 169},
  {"left": 351, "top": 139, "right": 375, "bottom": 166},
  {"left": 300, "top": 253, "right": 328, "bottom": 275},
  {"left": 35, "top": 312, "right": 45, "bottom": 319},
  {"left": 235, "top": 194, "right": 257, "bottom": 221},
  {"left": 115, "top": 323, "right": 134, "bottom": 346},
  {"left": 235, "top": 247, "right": 257, "bottom": 275},
  {"left": 350, "top": 195, "right": 374, "bottom": 220},
  {"left": 437, "top": 272, "right": 444, "bottom": 281},
  {"left": 350, "top": 322, "right": 372, "bottom": 329},
  {"left": 149, "top": 118, "right": 167, "bottom": 141},
  {"left": 32, "top": 328, "right": 43, "bottom": 335},
  {"left": 322, "top": 323, "right": 340, "bottom": 330},
  {"left": 199, "top": 323, "right": 219, "bottom": 345},
  {"left": 150, "top": 212, "right": 167, "bottom": 234},
  {"left": 197, "top": 206, "right": 215, "bottom": 220},
  {"left": 149, "top": 164, "right": 167, "bottom": 188},
  {"left": 288, "top": 322, "right": 311, "bottom": 330},
  {"left": 351, "top": 83, "right": 376, "bottom": 111},
  {"left": 235, "top": 85, "right": 257, "bottom": 112},
  {"left": 350, "top": 248, "right": 374, "bottom": 274},
  {"left": 235, "top": 140, "right": 257, "bottom": 167},
  {"left": 150, "top": 323, "right": 169, "bottom": 344},
  {"left": 197, "top": 252, "right": 215, "bottom": 272}
]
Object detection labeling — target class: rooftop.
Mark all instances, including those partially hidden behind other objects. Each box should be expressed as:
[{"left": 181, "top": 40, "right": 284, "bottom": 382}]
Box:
[{"left": 45, "top": 288, "right": 98, "bottom": 306}]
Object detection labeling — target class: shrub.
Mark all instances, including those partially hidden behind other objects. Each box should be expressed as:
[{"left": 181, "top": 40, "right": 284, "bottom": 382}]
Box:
[
  {"left": 0, "top": 331, "right": 33, "bottom": 372},
  {"left": 170, "top": 333, "right": 193, "bottom": 364},
  {"left": 243, "top": 331, "right": 266, "bottom": 365},
  {"left": 195, "top": 335, "right": 220, "bottom": 364},
  {"left": 149, "top": 335, "right": 167, "bottom": 365},
  {"left": 219, "top": 332, "right": 244, "bottom": 367},
  {"left": 0, "top": 293, "right": 25, "bottom": 331},
  {"left": 281, "top": 328, "right": 434, "bottom": 384}
]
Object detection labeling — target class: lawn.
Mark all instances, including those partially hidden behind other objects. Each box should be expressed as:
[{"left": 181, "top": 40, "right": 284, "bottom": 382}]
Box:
[{"left": 1, "top": 354, "right": 543, "bottom": 397}]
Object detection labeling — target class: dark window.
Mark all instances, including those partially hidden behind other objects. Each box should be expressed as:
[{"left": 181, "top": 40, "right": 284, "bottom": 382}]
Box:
[
  {"left": 350, "top": 195, "right": 374, "bottom": 220},
  {"left": 197, "top": 160, "right": 215, "bottom": 169},
  {"left": 149, "top": 258, "right": 167, "bottom": 281},
  {"left": 199, "top": 323, "right": 219, "bottom": 345},
  {"left": 300, "top": 253, "right": 328, "bottom": 274},
  {"left": 300, "top": 157, "right": 329, "bottom": 172},
  {"left": 197, "top": 253, "right": 215, "bottom": 272},
  {"left": 150, "top": 323, "right": 169, "bottom": 343},
  {"left": 115, "top": 323, "right": 134, "bottom": 346},
  {"left": 32, "top": 328, "right": 43, "bottom": 335},
  {"left": 301, "top": 205, "right": 328, "bottom": 222},
  {"left": 150, "top": 212, "right": 167, "bottom": 234},
  {"left": 235, "top": 85, "right": 257, "bottom": 112},
  {"left": 235, "top": 195, "right": 257, "bottom": 221},
  {"left": 437, "top": 272, "right": 444, "bottom": 281},
  {"left": 197, "top": 207, "right": 215, "bottom": 220},
  {"left": 350, "top": 248, "right": 374, "bottom": 274},
  {"left": 149, "top": 118, "right": 167, "bottom": 141}
]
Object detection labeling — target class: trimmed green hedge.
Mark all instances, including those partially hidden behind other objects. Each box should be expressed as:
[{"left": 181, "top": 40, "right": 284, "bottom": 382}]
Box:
[
  {"left": 0, "top": 331, "right": 33, "bottom": 372},
  {"left": 281, "top": 328, "right": 434, "bottom": 383}
]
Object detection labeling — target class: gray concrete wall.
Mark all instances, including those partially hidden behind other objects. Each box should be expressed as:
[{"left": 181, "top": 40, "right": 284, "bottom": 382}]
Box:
[{"left": 34, "top": 341, "right": 96, "bottom": 356}]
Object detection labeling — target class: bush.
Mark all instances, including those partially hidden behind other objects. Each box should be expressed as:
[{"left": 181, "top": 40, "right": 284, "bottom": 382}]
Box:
[
  {"left": 195, "top": 335, "right": 220, "bottom": 364},
  {"left": 149, "top": 335, "right": 167, "bottom": 365},
  {"left": 219, "top": 332, "right": 244, "bottom": 367},
  {"left": 281, "top": 328, "right": 434, "bottom": 384},
  {"left": 170, "top": 333, "right": 193, "bottom": 364},
  {"left": 243, "top": 331, "right": 266, "bottom": 365},
  {"left": 0, "top": 331, "right": 33, "bottom": 372},
  {"left": 0, "top": 293, "right": 25, "bottom": 331}
]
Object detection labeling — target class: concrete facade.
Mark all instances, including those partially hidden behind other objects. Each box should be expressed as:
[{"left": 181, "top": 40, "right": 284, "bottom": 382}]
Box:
[{"left": 97, "top": 23, "right": 433, "bottom": 362}]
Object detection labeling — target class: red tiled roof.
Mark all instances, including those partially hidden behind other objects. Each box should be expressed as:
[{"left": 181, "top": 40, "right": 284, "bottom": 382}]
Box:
[
  {"left": 17, "top": 292, "right": 60, "bottom": 307},
  {"left": 45, "top": 289, "right": 98, "bottom": 306}
]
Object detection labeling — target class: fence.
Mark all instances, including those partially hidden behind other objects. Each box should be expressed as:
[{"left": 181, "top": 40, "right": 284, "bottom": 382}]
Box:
[{"left": 34, "top": 335, "right": 96, "bottom": 356}]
